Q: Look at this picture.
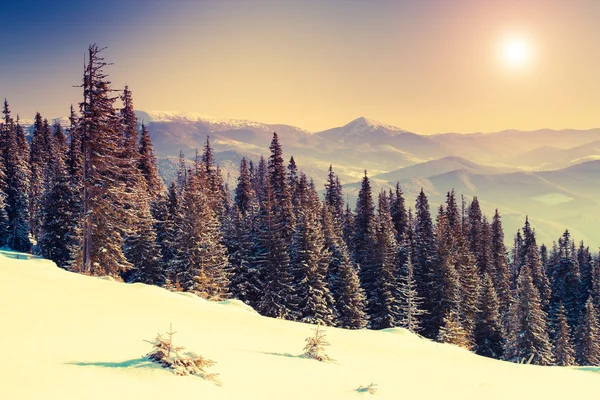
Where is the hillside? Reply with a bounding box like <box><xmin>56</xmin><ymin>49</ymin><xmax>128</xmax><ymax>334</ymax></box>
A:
<box><xmin>2</xmin><ymin>252</ymin><xmax>600</xmax><ymax>399</ymax></box>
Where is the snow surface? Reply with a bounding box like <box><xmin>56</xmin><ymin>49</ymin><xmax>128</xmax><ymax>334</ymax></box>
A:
<box><xmin>2</xmin><ymin>253</ymin><xmax>600</xmax><ymax>399</ymax></box>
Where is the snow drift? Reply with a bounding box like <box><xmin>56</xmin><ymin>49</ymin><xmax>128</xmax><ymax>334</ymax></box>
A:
<box><xmin>1</xmin><ymin>252</ymin><xmax>599</xmax><ymax>399</ymax></box>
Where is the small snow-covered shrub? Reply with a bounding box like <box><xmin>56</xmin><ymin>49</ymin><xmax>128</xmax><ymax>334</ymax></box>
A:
<box><xmin>357</xmin><ymin>383</ymin><xmax>378</xmax><ymax>394</ymax></box>
<box><xmin>303</xmin><ymin>324</ymin><xmax>333</xmax><ymax>362</ymax></box>
<box><xmin>145</xmin><ymin>325</ymin><xmax>219</xmax><ymax>382</ymax></box>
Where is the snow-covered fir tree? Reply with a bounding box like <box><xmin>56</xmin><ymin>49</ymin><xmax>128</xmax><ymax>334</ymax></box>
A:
<box><xmin>552</xmin><ymin>303</ymin><xmax>575</xmax><ymax>366</ymax></box>
<box><xmin>0</xmin><ymin>102</ymin><xmax>31</xmax><ymax>252</ymax></box>
<box><xmin>290</xmin><ymin>177</ymin><xmax>334</xmax><ymax>325</ymax></box>
<box><xmin>397</xmin><ymin>243</ymin><xmax>424</xmax><ymax>333</ymax></box>
<box><xmin>253</xmin><ymin>179</ymin><xmax>294</xmax><ymax>318</ymax></box>
<box><xmin>321</xmin><ymin>203</ymin><xmax>367</xmax><ymax>329</ymax></box>
<box><xmin>170</xmin><ymin>173</ymin><xmax>229</xmax><ymax>299</ymax></box>
<box><xmin>549</xmin><ymin>230</ymin><xmax>581</xmax><ymax>329</ymax></box>
<box><xmin>504</xmin><ymin>265</ymin><xmax>554</xmax><ymax>365</ymax></box>
<box><xmin>138</xmin><ymin>122</ymin><xmax>163</xmax><ymax>198</ymax></box>
<box><xmin>474</xmin><ymin>273</ymin><xmax>504</xmax><ymax>359</ymax></box>
<box><xmin>390</xmin><ymin>182</ymin><xmax>408</xmax><ymax>243</ymax></box>
<box><xmin>491</xmin><ymin>210</ymin><xmax>511</xmax><ymax>322</ymax></box>
<box><xmin>353</xmin><ymin>171</ymin><xmax>378</xmax><ymax>320</ymax></box>
<box><xmin>369</xmin><ymin>191</ymin><xmax>400</xmax><ymax>329</ymax></box>
<box><xmin>79</xmin><ymin>45</ymin><xmax>134</xmax><ymax>277</ymax></box>
<box><xmin>29</xmin><ymin>113</ymin><xmax>54</xmax><ymax>243</ymax></box>
<box><xmin>431</xmin><ymin>204</ymin><xmax>461</xmax><ymax>339</ymax></box>
<box><xmin>412</xmin><ymin>189</ymin><xmax>436</xmax><ymax>339</ymax></box>
<box><xmin>438</xmin><ymin>311</ymin><xmax>472</xmax><ymax>350</ymax></box>
<box><xmin>38</xmin><ymin>122</ymin><xmax>80</xmax><ymax>268</ymax></box>
<box><xmin>118</xmin><ymin>86</ymin><xmax>164</xmax><ymax>284</ymax></box>
<box><xmin>575</xmin><ymin>297</ymin><xmax>600</xmax><ymax>366</ymax></box>
<box><xmin>519</xmin><ymin>218</ymin><xmax>551</xmax><ymax>310</ymax></box>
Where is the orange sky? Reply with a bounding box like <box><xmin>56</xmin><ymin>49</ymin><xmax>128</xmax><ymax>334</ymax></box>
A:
<box><xmin>2</xmin><ymin>0</ymin><xmax>600</xmax><ymax>134</ymax></box>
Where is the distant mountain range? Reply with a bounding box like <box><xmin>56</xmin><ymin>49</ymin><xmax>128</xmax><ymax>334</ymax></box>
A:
<box><xmin>135</xmin><ymin>111</ymin><xmax>600</xmax><ymax>246</ymax></box>
<box><xmin>21</xmin><ymin>111</ymin><xmax>600</xmax><ymax>246</ymax></box>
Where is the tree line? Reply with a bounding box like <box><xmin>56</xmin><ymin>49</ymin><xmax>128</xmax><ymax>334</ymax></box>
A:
<box><xmin>1</xmin><ymin>45</ymin><xmax>599</xmax><ymax>366</ymax></box>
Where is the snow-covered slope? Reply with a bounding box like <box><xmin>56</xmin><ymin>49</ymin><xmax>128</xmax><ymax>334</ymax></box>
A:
<box><xmin>2</xmin><ymin>253</ymin><xmax>600</xmax><ymax>399</ymax></box>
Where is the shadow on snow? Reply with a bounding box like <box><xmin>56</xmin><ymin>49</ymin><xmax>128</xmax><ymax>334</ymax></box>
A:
<box><xmin>66</xmin><ymin>357</ymin><xmax>158</xmax><ymax>369</ymax></box>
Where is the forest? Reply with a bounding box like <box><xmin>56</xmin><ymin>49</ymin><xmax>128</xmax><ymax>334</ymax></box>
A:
<box><xmin>0</xmin><ymin>45</ymin><xmax>598</xmax><ymax>367</ymax></box>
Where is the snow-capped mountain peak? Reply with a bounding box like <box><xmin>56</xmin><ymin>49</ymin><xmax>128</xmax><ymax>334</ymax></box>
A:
<box><xmin>314</xmin><ymin>116</ymin><xmax>411</xmax><ymax>144</ymax></box>
<box><xmin>345</xmin><ymin>116</ymin><xmax>408</xmax><ymax>134</ymax></box>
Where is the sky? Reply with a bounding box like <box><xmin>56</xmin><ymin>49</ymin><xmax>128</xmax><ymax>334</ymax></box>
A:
<box><xmin>1</xmin><ymin>0</ymin><xmax>600</xmax><ymax>134</ymax></box>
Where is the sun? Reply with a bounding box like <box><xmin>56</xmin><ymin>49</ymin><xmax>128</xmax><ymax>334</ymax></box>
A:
<box><xmin>499</xmin><ymin>35</ymin><xmax>533</xmax><ymax>70</ymax></box>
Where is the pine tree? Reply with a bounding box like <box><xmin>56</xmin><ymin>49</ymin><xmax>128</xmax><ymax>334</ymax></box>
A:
<box><xmin>287</xmin><ymin>156</ymin><xmax>299</xmax><ymax>209</ymax></box>
<box><xmin>0</xmin><ymin>113</ymin><xmax>9</xmax><ymax>245</ymax></box>
<box><xmin>342</xmin><ymin>204</ymin><xmax>355</xmax><ymax>253</ymax></box>
<box><xmin>170</xmin><ymin>174</ymin><xmax>229</xmax><ymax>299</ymax></box>
<box><xmin>511</xmin><ymin>229</ymin><xmax>523</xmax><ymax>285</ymax></box>
<box><xmin>52</xmin><ymin>122</ymin><xmax>68</xmax><ymax>161</ymax></box>
<box><xmin>321</xmin><ymin>204</ymin><xmax>367</xmax><ymax>329</ymax></box>
<box><xmin>553</xmin><ymin>304</ymin><xmax>575</xmax><ymax>366</ymax></box>
<box><xmin>268</xmin><ymin>132</ymin><xmax>295</xmax><ymax>242</ymax></box>
<box><xmin>252</xmin><ymin>156</ymin><xmax>268</xmax><ymax>203</ymax></box>
<box><xmin>251</xmin><ymin>133</ymin><xmax>296</xmax><ymax>318</ymax></box>
<box><xmin>504</xmin><ymin>265</ymin><xmax>554</xmax><ymax>365</ymax></box>
<box><xmin>290</xmin><ymin>184</ymin><xmax>334</xmax><ymax>325</ymax></box>
<box><xmin>226</xmin><ymin>206</ymin><xmax>259</xmax><ymax>304</ymax></box>
<box><xmin>397</xmin><ymin>245</ymin><xmax>424</xmax><ymax>333</ymax></box>
<box><xmin>65</xmin><ymin>106</ymin><xmax>84</xmax><ymax>268</ymax></box>
<box><xmin>176</xmin><ymin>150</ymin><xmax>188</xmax><ymax>192</ymax></box>
<box><xmin>79</xmin><ymin>45</ymin><xmax>132</xmax><ymax>277</ymax></box>
<box><xmin>467</xmin><ymin>199</ymin><xmax>494</xmax><ymax>280</ymax></box>
<box><xmin>413</xmin><ymin>189</ymin><xmax>436</xmax><ymax>338</ymax></box>
<box><xmin>120</xmin><ymin>86</ymin><xmax>140</xmax><ymax>167</ymax></box>
<box><xmin>202</xmin><ymin>136</ymin><xmax>227</xmax><ymax>216</ymax></box>
<box><xmin>234</xmin><ymin>157</ymin><xmax>255</xmax><ymax>216</ymax></box>
<box><xmin>116</xmin><ymin>87</ymin><xmax>163</xmax><ymax>283</ymax></box>
<box><xmin>353</xmin><ymin>171</ymin><xmax>377</xmax><ymax>315</ymax></box>
<box><xmin>578</xmin><ymin>242</ymin><xmax>594</xmax><ymax>307</ymax></box>
<box><xmin>38</xmin><ymin>122</ymin><xmax>80</xmax><ymax>268</ymax></box>
<box><xmin>228</xmin><ymin>157</ymin><xmax>260</xmax><ymax>303</ymax></box>
<box><xmin>467</xmin><ymin>197</ymin><xmax>484</xmax><ymax>270</ymax></box>
<box><xmin>29</xmin><ymin>113</ymin><xmax>54</xmax><ymax>243</ymax></box>
<box><xmin>324</xmin><ymin>165</ymin><xmax>344</xmax><ymax>220</ymax></box>
<box><xmin>156</xmin><ymin>182</ymin><xmax>180</xmax><ymax>284</ymax></box>
<box><xmin>138</xmin><ymin>123</ymin><xmax>163</xmax><ymax>198</ymax></box>
<box><xmin>591</xmin><ymin>255</ymin><xmax>600</xmax><ymax>311</ymax></box>
<box><xmin>390</xmin><ymin>182</ymin><xmax>407</xmax><ymax>242</ymax></box>
<box><xmin>491</xmin><ymin>209</ymin><xmax>511</xmax><ymax>320</ymax></box>
<box><xmin>575</xmin><ymin>297</ymin><xmax>600</xmax><ymax>366</ymax></box>
<box><xmin>521</xmin><ymin>217</ymin><xmax>551</xmax><ymax>309</ymax></box>
<box><xmin>474</xmin><ymin>273</ymin><xmax>504</xmax><ymax>359</ymax></box>
<box><xmin>431</xmin><ymin>205</ymin><xmax>461</xmax><ymax>338</ymax></box>
<box><xmin>443</xmin><ymin>191</ymin><xmax>480</xmax><ymax>343</ymax></box>
<box><xmin>1</xmin><ymin>104</ymin><xmax>31</xmax><ymax>252</ymax></box>
<box><xmin>253</xmin><ymin>180</ymin><xmax>294</xmax><ymax>318</ymax></box>
<box><xmin>369</xmin><ymin>191</ymin><xmax>400</xmax><ymax>329</ymax></box>
<box><xmin>437</xmin><ymin>311</ymin><xmax>472</xmax><ymax>350</ymax></box>
<box><xmin>549</xmin><ymin>230</ymin><xmax>581</xmax><ymax>329</ymax></box>
<box><xmin>124</xmin><ymin>201</ymin><xmax>164</xmax><ymax>285</ymax></box>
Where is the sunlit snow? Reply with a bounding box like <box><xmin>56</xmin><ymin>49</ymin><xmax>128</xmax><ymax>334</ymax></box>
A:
<box><xmin>1</xmin><ymin>253</ymin><xmax>599</xmax><ymax>399</ymax></box>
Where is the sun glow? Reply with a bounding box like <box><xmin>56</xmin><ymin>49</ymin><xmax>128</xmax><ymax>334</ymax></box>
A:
<box><xmin>499</xmin><ymin>35</ymin><xmax>533</xmax><ymax>70</ymax></box>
